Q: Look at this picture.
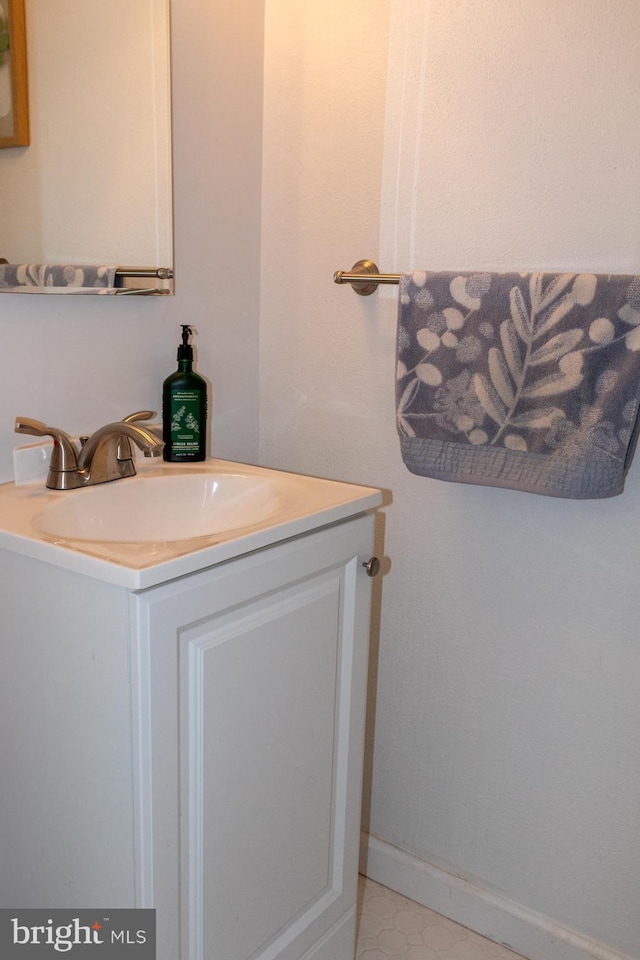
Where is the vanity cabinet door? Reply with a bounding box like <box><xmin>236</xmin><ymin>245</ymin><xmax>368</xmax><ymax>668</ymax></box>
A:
<box><xmin>131</xmin><ymin>514</ymin><xmax>375</xmax><ymax>960</ymax></box>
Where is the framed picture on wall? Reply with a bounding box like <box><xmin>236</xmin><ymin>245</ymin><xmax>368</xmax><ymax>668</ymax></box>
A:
<box><xmin>0</xmin><ymin>0</ymin><xmax>29</xmax><ymax>148</ymax></box>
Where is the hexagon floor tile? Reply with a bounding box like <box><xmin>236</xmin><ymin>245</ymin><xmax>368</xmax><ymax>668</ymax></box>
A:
<box><xmin>356</xmin><ymin>877</ymin><xmax>527</xmax><ymax>960</ymax></box>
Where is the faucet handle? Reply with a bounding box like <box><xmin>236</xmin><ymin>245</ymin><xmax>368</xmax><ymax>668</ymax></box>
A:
<box><xmin>15</xmin><ymin>417</ymin><xmax>80</xmax><ymax>485</ymax></box>
<box><xmin>122</xmin><ymin>410</ymin><xmax>156</xmax><ymax>424</ymax></box>
<box><xmin>15</xmin><ymin>416</ymin><xmax>51</xmax><ymax>438</ymax></box>
<box><xmin>117</xmin><ymin>411</ymin><xmax>159</xmax><ymax>461</ymax></box>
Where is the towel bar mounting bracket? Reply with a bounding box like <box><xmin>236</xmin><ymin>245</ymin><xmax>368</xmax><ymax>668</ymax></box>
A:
<box><xmin>334</xmin><ymin>260</ymin><xmax>402</xmax><ymax>295</ymax></box>
<box><xmin>333</xmin><ymin>259</ymin><xmax>382</xmax><ymax>296</ymax></box>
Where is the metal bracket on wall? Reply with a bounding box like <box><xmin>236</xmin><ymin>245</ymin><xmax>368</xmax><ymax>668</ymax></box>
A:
<box><xmin>333</xmin><ymin>259</ymin><xmax>401</xmax><ymax>296</ymax></box>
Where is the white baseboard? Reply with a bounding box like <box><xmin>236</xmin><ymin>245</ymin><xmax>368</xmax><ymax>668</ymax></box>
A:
<box><xmin>360</xmin><ymin>832</ymin><xmax>636</xmax><ymax>960</ymax></box>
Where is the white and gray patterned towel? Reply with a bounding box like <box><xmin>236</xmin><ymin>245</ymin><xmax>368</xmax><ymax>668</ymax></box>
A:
<box><xmin>0</xmin><ymin>263</ymin><xmax>118</xmax><ymax>293</ymax></box>
<box><xmin>396</xmin><ymin>271</ymin><xmax>640</xmax><ymax>498</ymax></box>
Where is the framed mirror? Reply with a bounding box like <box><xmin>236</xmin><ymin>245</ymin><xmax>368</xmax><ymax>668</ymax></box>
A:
<box><xmin>0</xmin><ymin>0</ymin><xmax>173</xmax><ymax>293</ymax></box>
<box><xmin>0</xmin><ymin>0</ymin><xmax>29</xmax><ymax>148</ymax></box>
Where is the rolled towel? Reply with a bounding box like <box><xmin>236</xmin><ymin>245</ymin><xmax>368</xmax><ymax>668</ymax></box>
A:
<box><xmin>0</xmin><ymin>263</ymin><xmax>117</xmax><ymax>292</ymax></box>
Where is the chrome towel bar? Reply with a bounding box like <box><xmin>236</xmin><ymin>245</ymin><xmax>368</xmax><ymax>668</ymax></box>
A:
<box><xmin>115</xmin><ymin>266</ymin><xmax>174</xmax><ymax>280</ymax></box>
<box><xmin>114</xmin><ymin>266</ymin><xmax>174</xmax><ymax>294</ymax></box>
<box><xmin>333</xmin><ymin>259</ymin><xmax>400</xmax><ymax>296</ymax></box>
<box><xmin>0</xmin><ymin>263</ymin><xmax>173</xmax><ymax>280</ymax></box>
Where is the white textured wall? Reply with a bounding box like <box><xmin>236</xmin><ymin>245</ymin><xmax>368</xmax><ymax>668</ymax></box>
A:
<box><xmin>0</xmin><ymin>0</ymin><xmax>263</xmax><ymax>483</ymax></box>
<box><xmin>260</xmin><ymin>1</ymin><xmax>640</xmax><ymax>956</ymax></box>
<box><xmin>381</xmin><ymin>0</ymin><xmax>640</xmax><ymax>274</ymax></box>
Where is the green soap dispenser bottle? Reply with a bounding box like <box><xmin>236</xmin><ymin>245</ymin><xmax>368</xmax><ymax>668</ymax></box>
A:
<box><xmin>162</xmin><ymin>325</ymin><xmax>208</xmax><ymax>462</ymax></box>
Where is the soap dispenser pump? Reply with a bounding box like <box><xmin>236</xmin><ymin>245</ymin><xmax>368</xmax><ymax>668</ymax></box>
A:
<box><xmin>162</xmin><ymin>325</ymin><xmax>208</xmax><ymax>462</ymax></box>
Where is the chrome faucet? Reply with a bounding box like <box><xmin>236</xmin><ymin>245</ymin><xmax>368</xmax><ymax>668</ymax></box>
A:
<box><xmin>15</xmin><ymin>411</ymin><xmax>164</xmax><ymax>490</ymax></box>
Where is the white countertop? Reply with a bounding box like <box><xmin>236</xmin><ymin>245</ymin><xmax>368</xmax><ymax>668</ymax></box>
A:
<box><xmin>0</xmin><ymin>458</ymin><xmax>382</xmax><ymax>589</ymax></box>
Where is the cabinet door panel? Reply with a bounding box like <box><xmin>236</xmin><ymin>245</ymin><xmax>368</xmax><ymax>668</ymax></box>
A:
<box><xmin>189</xmin><ymin>575</ymin><xmax>339</xmax><ymax>960</ymax></box>
<box><xmin>131</xmin><ymin>515</ymin><xmax>374</xmax><ymax>960</ymax></box>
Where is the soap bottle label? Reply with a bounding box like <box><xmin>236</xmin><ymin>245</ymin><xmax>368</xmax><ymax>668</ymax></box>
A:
<box><xmin>169</xmin><ymin>390</ymin><xmax>201</xmax><ymax>453</ymax></box>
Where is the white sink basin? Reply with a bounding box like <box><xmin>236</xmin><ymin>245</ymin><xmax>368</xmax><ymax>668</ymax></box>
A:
<box><xmin>32</xmin><ymin>472</ymin><xmax>284</xmax><ymax>543</ymax></box>
<box><xmin>0</xmin><ymin>457</ymin><xmax>382</xmax><ymax>587</ymax></box>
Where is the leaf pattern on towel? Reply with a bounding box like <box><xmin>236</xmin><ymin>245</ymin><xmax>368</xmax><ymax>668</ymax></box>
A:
<box><xmin>396</xmin><ymin>271</ymin><xmax>640</xmax><ymax>462</ymax></box>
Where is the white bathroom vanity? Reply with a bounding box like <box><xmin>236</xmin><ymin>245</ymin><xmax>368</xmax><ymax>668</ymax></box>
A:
<box><xmin>0</xmin><ymin>458</ymin><xmax>382</xmax><ymax>960</ymax></box>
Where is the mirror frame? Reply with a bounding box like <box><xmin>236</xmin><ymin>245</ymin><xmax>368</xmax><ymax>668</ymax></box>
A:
<box><xmin>0</xmin><ymin>0</ymin><xmax>29</xmax><ymax>148</ymax></box>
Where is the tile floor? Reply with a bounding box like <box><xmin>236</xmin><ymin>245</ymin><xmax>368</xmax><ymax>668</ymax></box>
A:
<box><xmin>355</xmin><ymin>877</ymin><xmax>526</xmax><ymax>960</ymax></box>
